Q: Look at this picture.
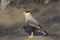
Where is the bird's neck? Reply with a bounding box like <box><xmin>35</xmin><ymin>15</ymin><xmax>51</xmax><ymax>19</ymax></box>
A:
<box><xmin>25</xmin><ymin>13</ymin><xmax>33</xmax><ymax>22</ymax></box>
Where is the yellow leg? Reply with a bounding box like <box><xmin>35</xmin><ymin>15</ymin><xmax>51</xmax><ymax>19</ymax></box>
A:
<box><xmin>28</xmin><ymin>32</ymin><xmax>34</xmax><ymax>39</ymax></box>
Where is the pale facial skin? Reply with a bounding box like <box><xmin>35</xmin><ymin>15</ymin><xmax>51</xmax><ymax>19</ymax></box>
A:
<box><xmin>22</xmin><ymin>11</ymin><xmax>30</xmax><ymax>15</ymax></box>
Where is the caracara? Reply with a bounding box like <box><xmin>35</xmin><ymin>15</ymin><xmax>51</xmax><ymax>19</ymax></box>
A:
<box><xmin>23</xmin><ymin>11</ymin><xmax>48</xmax><ymax>38</ymax></box>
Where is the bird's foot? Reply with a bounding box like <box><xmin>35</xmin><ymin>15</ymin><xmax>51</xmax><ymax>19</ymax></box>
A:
<box><xmin>28</xmin><ymin>35</ymin><xmax>34</xmax><ymax>39</ymax></box>
<box><xmin>28</xmin><ymin>32</ymin><xmax>34</xmax><ymax>39</ymax></box>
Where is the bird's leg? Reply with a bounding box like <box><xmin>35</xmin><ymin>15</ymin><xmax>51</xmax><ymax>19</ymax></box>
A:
<box><xmin>28</xmin><ymin>32</ymin><xmax>34</xmax><ymax>38</ymax></box>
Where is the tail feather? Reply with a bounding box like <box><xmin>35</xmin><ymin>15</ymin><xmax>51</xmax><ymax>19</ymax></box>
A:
<box><xmin>38</xmin><ymin>24</ymin><xmax>48</xmax><ymax>36</ymax></box>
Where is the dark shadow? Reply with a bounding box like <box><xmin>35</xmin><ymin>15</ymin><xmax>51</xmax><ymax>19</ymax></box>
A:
<box><xmin>45</xmin><ymin>16</ymin><xmax>60</xmax><ymax>25</ymax></box>
<box><xmin>51</xmin><ymin>0</ymin><xmax>58</xmax><ymax>2</ymax></box>
<box><xmin>44</xmin><ymin>16</ymin><xmax>60</xmax><ymax>37</ymax></box>
<box><xmin>23</xmin><ymin>24</ymin><xmax>48</xmax><ymax>36</ymax></box>
<box><xmin>23</xmin><ymin>24</ymin><xmax>60</xmax><ymax>37</ymax></box>
<box><xmin>23</xmin><ymin>25</ymin><xmax>33</xmax><ymax>35</ymax></box>
<box><xmin>0</xmin><ymin>22</ymin><xmax>26</xmax><ymax>37</ymax></box>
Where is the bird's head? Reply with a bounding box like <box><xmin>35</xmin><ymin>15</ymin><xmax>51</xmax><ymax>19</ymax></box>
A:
<box><xmin>22</xmin><ymin>11</ymin><xmax>31</xmax><ymax>16</ymax></box>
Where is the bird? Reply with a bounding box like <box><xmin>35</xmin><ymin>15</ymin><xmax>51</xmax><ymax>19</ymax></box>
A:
<box><xmin>23</xmin><ymin>11</ymin><xmax>48</xmax><ymax>38</ymax></box>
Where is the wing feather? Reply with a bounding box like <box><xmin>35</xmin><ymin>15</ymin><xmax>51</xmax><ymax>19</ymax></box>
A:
<box><xmin>27</xmin><ymin>20</ymin><xmax>41</xmax><ymax>29</ymax></box>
